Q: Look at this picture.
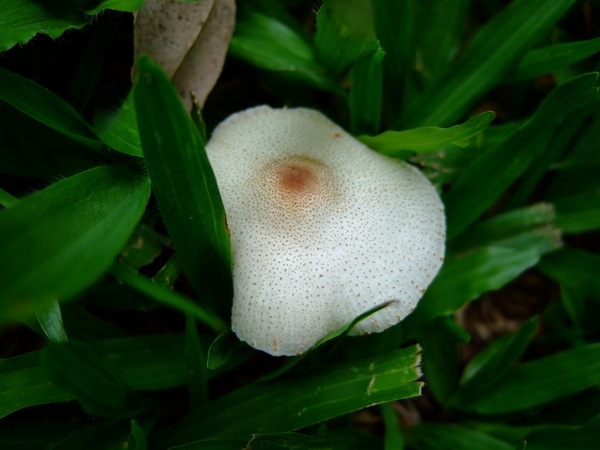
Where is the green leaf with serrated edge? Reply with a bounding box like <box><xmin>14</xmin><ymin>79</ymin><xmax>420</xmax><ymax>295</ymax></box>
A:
<box><xmin>381</xmin><ymin>402</ymin><xmax>404</xmax><ymax>450</ymax></box>
<box><xmin>359</xmin><ymin>111</ymin><xmax>495</xmax><ymax>156</ymax></box>
<box><xmin>86</xmin><ymin>0</ymin><xmax>145</xmax><ymax>14</ymax></box>
<box><xmin>42</xmin><ymin>340</ymin><xmax>153</xmax><ymax>419</ymax></box>
<box><xmin>349</xmin><ymin>49</ymin><xmax>384</xmax><ymax>135</ymax></box>
<box><xmin>259</xmin><ymin>301</ymin><xmax>396</xmax><ymax>382</ymax></box>
<box><xmin>35</xmin><ymin>299</ymin><xmax>69</xmax><ymax>344</ymax></box>
<box><xmin>454</xmin><ymin>317</ymin><xmax>538</xmax><ymax>401</ymax></box>
<box><xmin>450</xmin><ymin>203</ymin><xmax>556</xmax><ymax>252</ymax></box>
<box><xmin>405</xmin><ymin>424</ymin><xmax>514</xmax><ymax>450</ymax></box>
<box><xmin>505</xmin><ymin>36</ymin><xmax>600</xmax><ymax>83</ymax></box>
<box><xmin>398</xmin><ymin>0</ymin><xmax>577</xmax><ymax>128</ymax></box>
<box><xmin>229</xmin><ymin>10</ymin><xmax>341</xmax><ymax>94</ymax></box>
<box><xmin>128</xmin><ymin>419</ymin><xmax>148</xmax><ymax>450</ymax></box>
<box><xmin>554</xmin><ymin>189</ymin><xmax>600</xmax><ymax>233</ymax></box>
<box><xmin>247</xmin><ymin>429</ymin><xmax>381</xmax><ymax>450</ymax></box>
<box><xmin>109</xmin><ymin>264</ymin><xmax>226</xmax><ymax>332</ymax></box>
<box><xmin>454</xmin><ymin>342</ymin><xmax>600</xmax><ymax>414</ymax></box>
<box><xmin>96</xmin><ymin>91</ymin><xmax>142</xmax><ymax>157</ymax></box>
<box><xmin>167</xmin><ymin>439</ymin><xmax>250</xmax><ymax>450</ymax></box>
<box><xmin>0</xmin><ymin>165</ymin><xmax>150</xmax><ymax>320</ymax></box>
<box><xmin>0</xmin><ymin>67</ymin><xmax>101</xmax><ymax>149</ymax></box>
<box><xmin>0</xmin><ymin>0</ymin><xmax>89</xmax><ymax>52</ymax></box>
<box><xmin>185</xmin><ymin>315</ymin><xmax>208</xmax><ymax>409</ymax></box>
<box><xmin>134</xmin><ymin>55</ymin><xmax>233</xmax><ymax>322</ymax></box>
<box><xmin>443</xmin><ymin>72</ymin><xmax>598</xmax><ymax>239</ymax></box>
<box><xmin>315</xmin><ymin>0</ymin><xmax>379</xmax><ymax>76</ymax></box>
<box><xmin>152</xmin><ymin>345</ymin><xmax>422</xmax><ymax>447</ymax></box>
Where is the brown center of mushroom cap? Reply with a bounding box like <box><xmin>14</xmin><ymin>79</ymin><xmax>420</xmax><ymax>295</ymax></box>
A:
<box><xmin>260</xmin><ymin>155</ymin><xmax>337</xmax><ymax>217</ymax></box>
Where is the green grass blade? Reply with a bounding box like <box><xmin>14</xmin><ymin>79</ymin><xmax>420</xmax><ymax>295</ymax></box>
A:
<box><xmin>230</xmin><ymin>10</ymin><xmax>339</xmax><ymax>93</ymax></box>
<box><xmin>95</xmin><ymin>91</ymin><xmax>143</xmax><ymax>157</ymax></box>
<box><xmin>0</xmin><ymin>0</ymin><xmax>88</xmax><ymax>52</ymax></box>
<box><xmin>86</xmin><ymin>0</ymin><xmax>145</xmax><ymax>14</ymax></box>
<box><xmin>505</xmin><ymin>36</ymin><xmax>600</xmax><ymax>83</ymax></box>
<box><xmin>0</xmin><ymin>165</ymin><xmax>150</xmax><ymax>320</ymax></box>
<box><xmin>359</xmin><ymin>111</ymin><xmax>495</xmax><ymax>156</ymax></box>
<box><xmin>134</xmin><ymin>55</ymin><xmax>233</xmax><ymax>322</ymax></box>
<box><xmin>0</xmin><ymin>66</ymin><xmax>101</xmax><ymax>149</ymax></box>
<box><xmin>398</xmin><ymin>0</ymin><xmax>577</xmax><ymax>128</ymax></box>
<box><xmin>185</xmin><ymin>315</ymin><xmax>208</xmax><ymax>409</ymax></box>
<box><xmin>349</xmin><ymin>49</ymin><xmax>384</xmax><ymax>135</ymax></box>
<box><xmin>554</xmin><ymin>190</ymin><xmax>600</xmax><ymax>233</ymax></box>
<box><xmin>315</xmin><ymin>0</ymin><xmax>379</xmax><ymax>76</ymax></box>
<box><xmin>0</xmin><ymin>188</ymin><xmax>19</xmax><ymax>209</ymax></box>
<box><xmin>167</xmin><ymin>439</ymin><xmax>250</xmax><ymax>450</ymax></box>
<box><xmin>247</xmin><ymin>430</ymin><xmax>381</xmax><ymax>450</ymax></box>
<box><xmin>444</xmin><ymin>72</ymin><xmax>598</xmax><ymax>239</ymax></box>
<box><xmin>108</xmin><ymin>264</ymin><xmax>226</xmax><ymax>332</ymax></box>
<box><xmin>456</xmin><ymin>343</ymin><xmax>600</xmax><ymax>414</ymax></box>
<box><xmin>455</xmin><ymin>317</ymin><xmax>538</xmax><ymax>398</ymax></box>
<box><xmin>406</xmin><ymin>424</ymin><xmax>514</xmax><ymax>450</ymax></box>
<box><xmin>42</xmin><ymin>340</ymin><xmax>153</xmax><ymax>419</ymax></box>
<box><xmin>153</xmin><ymin>345</ymin><xmax>423</xmax><ymax>447</ymax></box>
<box><xmin>35</xmin><ymin>299</ymin><xmax>69</xmax><ymax>344</ymax></box>
<box><xmin>128</xmin><ymin>419</ymin><xmax>148</xmax><ymax>450</ymax></box>
<box><xmin>381</xmin><ymin>402</ymin><xmax>404</xmax><ymax>450</ymax></box>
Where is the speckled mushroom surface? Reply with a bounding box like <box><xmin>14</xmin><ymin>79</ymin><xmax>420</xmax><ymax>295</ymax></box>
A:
<box><xmin>205</xmin><ymin>106</ymin><xmax>446</xmax><ymax>356</ymax></box>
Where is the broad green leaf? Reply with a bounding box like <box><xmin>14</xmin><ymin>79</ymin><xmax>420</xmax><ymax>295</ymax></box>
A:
<box><xmin>45</xmin><ymin>418</ymin><xmax>132</xmax><ymax>450</ymax></box>
<box><xmin>370</xmin><ymin>0</ymin><xmax>413</xmax><ymax>123</ymax></box>
<box><xmin>206</xmin><ymin>329</ymin><xmax>239</xmax><ymax>371</ymax></box>
<box><xmin>153</xmin><ymin>345</ymin><xmax>422</xmax><ymax>447</ymax></box>
<box><xmin>168</xmin><ymin>439</ymin><xmax>249</xmax><ymax>450</ymax></box>
<box><xmin>229</xmin><ymin>10</ymin><xmax>340</xmax><ymax>93</ymax></box>
<box><xmin>247</xmin><ymin>429</ymin><xmax>381</xmax><ymax>449</ymax></box>
<box><xmin>0</xmin><ymin>67</ymin><xmax>101</xmax><ymax>149</ymax></box>
<box><xmin>95</xmin><ymin>91</ymin><xmax>143</xmax><ymax>157</ymax></box>
<box><xmin>0</xmin><ymin>187</ymin><xmax>19</xmax><ymax>209</ymax></box>
<box><xmin>505</xmin><ymin>37</ymin><xmax>600</xmax><ymax>83</ymax></box>
<box><xmin>128</xmin><ymin>419</ymin><xmax>148</xmax><ymax>450</ymax></box>
<box><xmin>0</xmin><ymin>334</ymin><xmax>187</xmax><ymax>418</ymax></box>
<box><xmin>454</xmin><ymin>317</ymin><xmax>538</xmax><ymax>401</ymax></box>
<box><xmin>35</xmin><ymin>299</ymin><xmax>69</xmax><ymax>344</ymax></box>
<box><xmin>405</xmin><ymin>424</ymin><xmax>514</xmax><ymax>450</ymax></box>
<box><xmin>455</xmin><ymin>342</ymin><xmax>600</xmax><ymax>413</ymax></box>
<box><xmin>398</xmin><ymin>0</ymin><xmax>577</xmax><ymax>128</ymax></box>
<box><xmin>450</xmin><ymin>203</ymin><xmax>556</xmax><ymax>252</ymax></box>
<box><xmin>471</xmin><ymin>414</ymin><xmax>600</xmax><ymax>450</ymax></box>
<box><xmin>443</xmin><ymin>72</ymin><xmax>598</xmax><ymax>239</ymax></box>
<box><xmin>359</xmin><ymin>111</ymin><xmax>495</xmax><ymax>157</ymax></box>
<box><xmin>0</xmin><ymin>101</ymin><xmax>106</xmax><ymax>179</ymax></box>
<box><xmin>0</xmin><ymin>0</ymin><xmax>89</xmax><ymax>52</ymax></box>
<box><xmin>554</xmin><ymin>189</ymin><xmax>600</xmax><ymax>233</ymax></box>
<box><xmin>349</xmin><ymin>49</ymin><xmax>384</xmax><ymax>135</ymax></box>
<box><xmin>405</xmin><ymin>246</ymin><xmax>540</xmax><ymax>327</ymax></box>
<box><xmin>185</xmin><ymin>315</ymin><xmax>208</xmax><ymax>409</ymax></box>
<box><xmin>418</xmin><ymin>317</ymin><xmax>463</xmax><ymax>404</ymax></box>
<box><xmin>259</xmin><ymin>301</ymin><xmax>395</xmax><ymax>382</ymax></box>
<box><xmin>86</xmin><ymin>0</ymin><xmax>146</xmax><ymax>14</ymax></box>
<box><xmin>315</xmin><ymin>0</ymin><xmax>379</xmax><ymax>76</ymax></box>
<box><xmin>537</xmin><ymin>247</ymin><xmax>600</xmax><ymax>294</ymax></box>
<box><xmin>413</xmin><ymin>0</ymin><xmax>470</xmax><ymax>83</ymax></box>
<box><xmin>0</xmin><ymin>165</ymin><xmax>150</xmax><ymax>320</ymax></box>
<box><xmin>134</xmin><ymin>55</ymin><xmax>233</xmax><ymax>322</ymax></box>
<box><xmin>42</xmin><ymin>340</ymin><xmax>152</xmax><ymax>419</ymax></box>
<box><xmin>381</xmin><ymin>402</ymin><xmax>404</xmax><ymax>450</ymax></box>
<box><xmin>109</xmin><ymin>264</ymin><xmax>226</xmax><ymax>332</ymax></box>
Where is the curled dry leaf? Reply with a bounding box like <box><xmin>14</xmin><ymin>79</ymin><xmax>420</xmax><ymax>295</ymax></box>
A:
<box><xmin>134</xmin><ymin>0</ymin><xmax>236</xmax><ymax>109</ymax></box>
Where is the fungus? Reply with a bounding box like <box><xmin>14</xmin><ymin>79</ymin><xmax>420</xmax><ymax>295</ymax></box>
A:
<box><xmin>205</xmin><ymin>106</ymin><xmax>445</xmax><ymax>356</ymax></box>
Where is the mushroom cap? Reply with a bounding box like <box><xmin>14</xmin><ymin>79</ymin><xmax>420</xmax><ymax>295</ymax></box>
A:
<box><xmin>205</xmin><ymin>106</ymin><xmax>445</xmax><ymax>356</ymax></box>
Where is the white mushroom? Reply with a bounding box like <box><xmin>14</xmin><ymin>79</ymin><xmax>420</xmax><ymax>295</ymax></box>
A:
<box><xmin>205</xmin><ymin>106</ymin><xmax>445</xmax><ymax>356</ymax></box>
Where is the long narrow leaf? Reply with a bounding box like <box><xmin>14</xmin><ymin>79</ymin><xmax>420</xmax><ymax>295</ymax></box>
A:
<box><xmin>134</xmin><ymin>55</ymin><xmax>233</xmax><ymax>322</ymax></box>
